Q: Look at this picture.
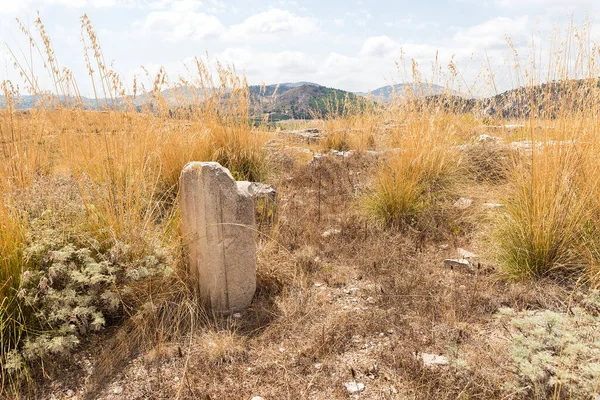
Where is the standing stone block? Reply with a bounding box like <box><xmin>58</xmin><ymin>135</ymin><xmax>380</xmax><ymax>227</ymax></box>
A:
<box><xmin>179</xmin><ymin>162</ymin><xmax>256</xmax><ymax>314</ymax></box>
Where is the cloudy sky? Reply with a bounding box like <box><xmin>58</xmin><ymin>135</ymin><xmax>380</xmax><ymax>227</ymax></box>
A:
<box><xmin>0</xmin><ymin>0</ymin><xmax>599</xmax><ymax>96</ymax></box>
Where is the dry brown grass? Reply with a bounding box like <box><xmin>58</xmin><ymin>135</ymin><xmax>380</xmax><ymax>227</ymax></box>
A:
<box><xmin>2</xmin><ymin>13</ymin><xmax>600</xmax><ymax>400</ymax></box>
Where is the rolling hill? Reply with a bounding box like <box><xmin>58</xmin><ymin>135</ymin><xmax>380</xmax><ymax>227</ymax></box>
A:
<box><xmin>4</xmin><ymin>79</ymin><xmax>598</xmax><ymax>120</ymax></box>
<box><xmin>249</xmin><ymin>83</ymin><xmax>363</xmax><ymax>121</ymax></box>
<box><xmin>357</xmin><ymin>83</ymin><xmax>452</xmax><ymax>102</ymax></box>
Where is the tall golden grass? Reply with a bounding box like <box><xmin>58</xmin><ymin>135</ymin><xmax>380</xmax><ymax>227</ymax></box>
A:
<box><xmin>2</xmin><ymin>11</ymin><xmax>600</xmax><ymax>397</ymax></box>
<box><xmin>363</xmin><ymin>110</ymin><xmax>461</xmax><ymax>225</ymax></box>
<box><xmin>0</xmin><ymin>14</ymin><xmax>268</xmax><ymax>390</ymax></box>
<box><xmin>489</xmin><ymin>24</ymin><xmax>600</xmax><ymax>284</ymax></box>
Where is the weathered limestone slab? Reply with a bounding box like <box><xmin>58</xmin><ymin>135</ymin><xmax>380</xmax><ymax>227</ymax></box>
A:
<box><xmin>236</xmin><ymin>181</ymin><xmax>277</xmax><ymax>203</ymax></box>
<box><xmin>179</xmin><ymin>162</ymin><xmax>256</xmax><ymax>314</ymax></box>
<box><xmin>443</xmin><ymin>258</ymin><xmax>474</xmax><ymax>273</ymax></box>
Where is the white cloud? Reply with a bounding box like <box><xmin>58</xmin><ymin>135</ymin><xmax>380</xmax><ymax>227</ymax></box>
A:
<box><xmin>170</xmin><ymin>0</ymin><xmax>202</xmax><ymax>12</ymax></box>
<box><xmin>0</xmin><ymin>0</ymin><xmax>31</xmax><ymax>13</ymax></box>
<box><xmin>228</xmin><ymin>8</ymin><xmax>317</xmax><ymax>38</ymax></box>
<box><xmin>360</xmin><ymin>35</ymin><xmax>400</xmax><ymax>58</ymax></box>
<box><xmin>270</xmin><ymin>50</ymin><xmax>310</xmax><ymax>72</ymax></box>
<box><xmin>495</xmin><ymin>0</ymin><xmax>600</xmax><ymax>11</ymax></box>
<box><xmin>453</xmin><ymin>16</ymin><xmax>530</xmax><ymax>49</ymax></box>
<box><xmin>142</xmin><ymin>11</ymin><xmax>224</xmax><ymax>41</ymax></box>
<box><xmin>0</xmin><ymin>0</ymin><xmax>127</xmax><ymax>12</ymax></box>
<box><xmin>207</xmin><ymin>48</ymin><xmax>317</xmax><ymax>84</ymax></box>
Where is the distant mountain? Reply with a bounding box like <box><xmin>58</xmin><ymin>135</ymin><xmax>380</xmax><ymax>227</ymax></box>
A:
<box><xmin>1</xmin><ymin>82</ymin><xmax>350</xmax><ymax>120</ymax></box>
<box><xmin>6</xmin><ymin>79</ymin><xmax>594</xmax><ymax>120</ymax></box>
<box><xmin>357</xmin><ymin>83</ymin><xmax>453</xmax><ymax>102</ymax></box>
<box><xmin>249</xmin><ymin>82</ymin><xmax>363</xmax><ymax>121</ymax></box>
<box><xmin>424</xmin><ymin>78</ymin><xmax>600</xmax><ymax>119</ymax></box>
<box><xmin>0</xmin><ymin>94</ymin><xmax>125</xmax><ymax>110</ymax></box>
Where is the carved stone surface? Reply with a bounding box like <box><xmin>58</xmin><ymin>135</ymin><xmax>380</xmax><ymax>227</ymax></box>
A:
<box><xmin>179</xmin><ymin>162</ymin><xmax>256</xmax><ymax>314</ymax></box>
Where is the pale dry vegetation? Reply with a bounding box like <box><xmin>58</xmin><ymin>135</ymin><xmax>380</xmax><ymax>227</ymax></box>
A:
<box><xmin>1</xmin><ymin>15</ymin><xmax>600</xmax><ymax>400</ymax></box>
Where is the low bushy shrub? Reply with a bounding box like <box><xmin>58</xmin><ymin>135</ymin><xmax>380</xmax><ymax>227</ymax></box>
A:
<box><xmin>2</xmin><ymin>207</ymin><xmax>173</xmax><ymax>374</ymax></box>
<box><xmin>496</xmin><ymin>294</ymin><xmax>600</xmax><ymax>399</ymax></box>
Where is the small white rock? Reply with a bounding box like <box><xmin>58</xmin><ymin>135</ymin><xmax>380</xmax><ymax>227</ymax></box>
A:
<box><xmin>322</xmin><ymin>228</ymin><xmax>341</xmax><ymax>238</ymax></box>
<box><xmin>457</xmin><ymin>248</ymin><xmax>478</xmax><ymax>259</ymax></box>
<box><xmin>444</xmin><ymin>258</ymin><xmax>475</xmax><ymax>272</ymax></box>
<box><xmin>314</xmin><ymin>363</ymin><xmax>323</xmax><ymax>370</ymax></box>
<box><xmin>421</xmin><ymin>353</ymin><xmax>449</xmax><ymax>367</ymax></box>
<box><xmin>477</xmin><ymin>134</ymin><xmax>501</xmax><ymax>143</ymax></box>
<box><xmin>112</xmin><ymin>386</ymin><xmax>123</xmax><ymax>394</ymax></box>
<box><xmin>344</xmin><ymin>382</ymin><xmax>365</xmax><ymax>394</ymax></box>
<box><xmin>232</xmin><ymin>313</ymin><xmax>242</xmax><ymax>319</ymax></box>
<box><xmin>251</xmin><ymin>397</ymin><xmax>265</xmax><ymax>400</ymax></box>
<box><xmin>443</xmin><ymin>258</ymin><xmax>474</xmax><ymax>272</ymax></box>
<box><xmin>453</xmin><ymin>197</ymin><xmax>473</xmax><ymax>210</ymax></box>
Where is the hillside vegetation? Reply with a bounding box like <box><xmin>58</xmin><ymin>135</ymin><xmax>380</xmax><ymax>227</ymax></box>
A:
<box><xmin>1</xmin><ymin>16</ymin><xmax>600</xmax><ymax>400</ymax></box>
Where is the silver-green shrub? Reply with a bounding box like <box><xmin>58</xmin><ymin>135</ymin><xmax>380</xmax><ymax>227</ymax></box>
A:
<box><xmin>497</xmin><ymin>292</ymin><xmax>600</xmax><ymax>399</ymax></box>
<box><xmin>3</xmin><ymin>208</ymin><xmax>172</xmax><ymax>371</ymax></box>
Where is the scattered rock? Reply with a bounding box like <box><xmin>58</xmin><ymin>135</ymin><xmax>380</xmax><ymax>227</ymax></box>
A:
<box><xmin>443</xmin><ymin>258</ymin><xmax>474</xmax><ymax>272</ymax></box>
<box><xmin>420</xmin><ymin>353</ymin><xmax>449</xmax><ymax>367</ymax></box>
<box><xmin>344</xmin><ymin>382</ymin><xmax>365</xmax><ymax>394</ymax></box>
<box><xmin>309</xmin><ymin>153</ymin><xmax>326</xmax><ymax>165</ymax></box>
<box><xmin>457</xmin><ymin>248</ymin><xmax>478</xmax><ymax>259</ymax></box>
<box><xmin>280</xmin><ymin>129</ymin><xmax>321</xmax><ymax>142</ymax></box>
<box><xmin>453</xmin><ymin>197</ymin><xmax>473</xmax><ymax>210</ymax></box>
<box><xmin>329</xmin><ymin>149</ymin><xmax>355</xmax><ymax>158</ymax></box>
<box><xmin>477</xmin><ymin>134</ymin><xmax>501</xmax><ymax>143</ymax></box>
<box><xmin>237</xmin><ymin>181</ymin><xmax>277</xmax><ymax>203</ymax></box>
<box><xmin>485</xmin><ymin>124</ymin><xmax>525</xmax><ymax>130</ymax></box>
<box><xmin>322</xmin><ymin>228</ymin><xmax>341</xmax><ymax>238</ymax></box>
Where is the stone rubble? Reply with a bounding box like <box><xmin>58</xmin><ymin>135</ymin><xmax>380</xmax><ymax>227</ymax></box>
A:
<box><xmin>420</xmin><ymin>353</ymin><xmax>449</xmax><ymax>367</ymax></box>
<box><xmin>344</xmin><ymin>382</ymin><xmax>365</xmax><ymax>394</ymax></box>
<box><xmin>443</xmin><ymin>258</ymin><xmax>474</xmax><ymax>272</ymax></box>
<box><xmin>453</xmin><ymin>197</ymin><xmax>473</xmax><ymax>210</ymax></box>
<box><xmin>457</xmin><ymin>248</ymin><xmax>478</xmax><ymax>259</ymax></box>
<box><xmin>236</xmin><ymin>181</ymin><xmax>277</xmax><ymax>203</ymax></box>
<box><xmin>477</xmin><ymin>134</ymin><xmax>501</xmax><ymax>143</ymax></box>
<box><xmin>280</xmin><ymin>128</ymin><xmax>321</xmax><ymax>142</ymax></box>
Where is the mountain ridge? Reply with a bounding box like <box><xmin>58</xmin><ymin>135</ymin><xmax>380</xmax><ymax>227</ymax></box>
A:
<box><xmin>4</xmin><ymin>79</ymin><xmax>597</xmax><ymax>120</ymax></box>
